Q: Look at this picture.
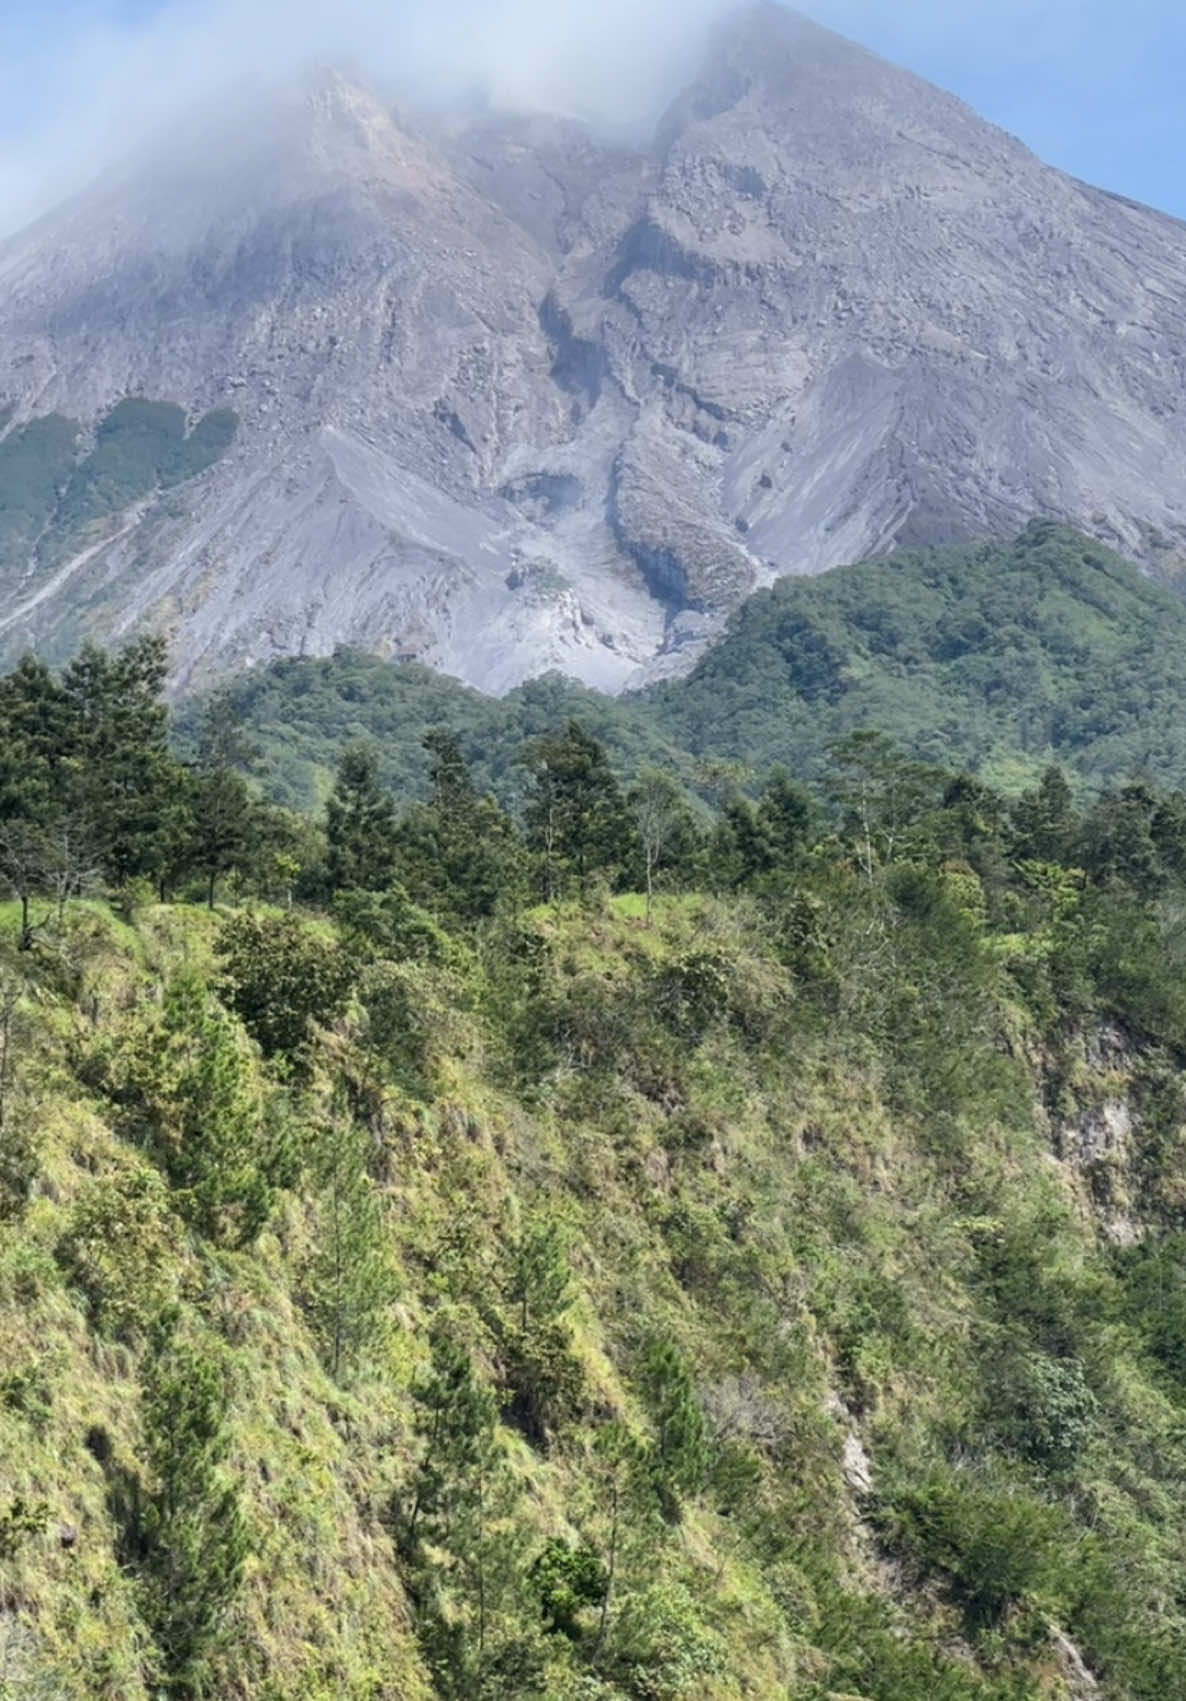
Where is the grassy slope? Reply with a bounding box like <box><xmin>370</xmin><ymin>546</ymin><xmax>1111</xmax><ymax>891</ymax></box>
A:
<box><xmin>4</xmin><ymin>888</ymin><xmax>1186</xmax><ymax>1699</ymax></box>
<box><xmin>199</xmin><ymin>523</ymin><xmax>1186</xmax><ymax>810</ymax></box>
<box><xmin>0</xmin><ymin>902</ymin><xmax>430</xmax><ymax>1701</ymax></box>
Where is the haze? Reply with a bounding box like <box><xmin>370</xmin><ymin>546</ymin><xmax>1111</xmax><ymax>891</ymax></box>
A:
<box><xmin>2</xmin><ymin>0</ymin><xmax>1184</xmax><ymax>237</ymax></box>
<box><xmin>0</xmin><ymin>0</ymin><xmax>732</xmax><ymax>237</ymax></box>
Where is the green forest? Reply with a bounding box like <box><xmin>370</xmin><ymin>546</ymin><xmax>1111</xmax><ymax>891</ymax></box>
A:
<box><xmin>7</xmin><ymin>618</ymin><xmax>1186</xmax><ymax>1699</ymax></box>
<box><xmin>193</xmin><ymin>522</ymin><xmax>1186</xmax><ymax>813</ymax></box>
<box><xmin>0</xmin><ymin>399</ymin><xmax>238</xmax><ymax>619</ymax></box>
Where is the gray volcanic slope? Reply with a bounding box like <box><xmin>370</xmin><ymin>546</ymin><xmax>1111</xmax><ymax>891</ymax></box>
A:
<box><xmin>2</xmin><ymin>3</ymin><xmax>1186</xmax><ymax>692</ymax></box>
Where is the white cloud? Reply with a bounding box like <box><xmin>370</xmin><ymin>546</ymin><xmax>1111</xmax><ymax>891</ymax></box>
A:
<box><xmin>2</xmin><ymin>0</ymin><xmax>1174</xmax><ymax>237</ymax></box>
<box><xmin>0</xmin><ymin>0</ymin><xmax>733</xmax><ymax>235</ymax></box>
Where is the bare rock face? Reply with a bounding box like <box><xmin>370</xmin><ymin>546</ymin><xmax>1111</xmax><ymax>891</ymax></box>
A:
<box><xmin>3</xmin><ymin>4</ymin><xmax>1186</xmax><ymax>691</ymax></box>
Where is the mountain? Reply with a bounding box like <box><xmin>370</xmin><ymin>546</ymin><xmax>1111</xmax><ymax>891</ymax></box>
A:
<box><xmin>4</xmin><ymin>5</ymin><xmax>1186</xmax><ymax>691</ymax></box>
<box><xmin>187</xmin><ymin>525</ymin><xmax>1186</xmax><ymax>813</ymax></box>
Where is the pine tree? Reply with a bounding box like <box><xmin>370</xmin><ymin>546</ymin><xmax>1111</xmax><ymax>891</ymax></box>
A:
<box><xmin>0</xmin><ymin>819</ymin><xmax>56</xmax><ymax>947</ymax></box>
<box><xmin>0</xmin><ymin>640</ymin><xmax>185</xmax><ymax>896</ymax></box>
<box><xmin>504</xmin><ymin>1218</ymin><xmax>574</xmax><ymax>1335</ymax></box>
<box><xmin>757</xmin><ymin>766</ymin><xmax>814</xmax><ymax>864</ymax></box>
<box><xmin>711</xmin><ymin>796</ymin><xmax>775</xmax><ymax>890</ymax></box>
<box><xmin>394</xmin><ymin>729</ymin><xmax>525</xmax><ymax>922</ymax></box>
<box><xmin>1010</xmin><ymin>764</ymin><xmax>1078</xmax><ymax>866</ymax></box>
<box><xmin>828</xmin><ymin>731</ymin><xmax>941</xmax><ymax>878</ymax></box>
<box><xmin>496</xmin><ymin>1218</ymin><xmax>584</xmax><ymax>1446</ymax></box>
<box><xmin>403</xmin><ymin>1322</ymin><xmax>501</xmax><ymax>1556</ymax></box>
<box><xmin>325</xmin><ymin>743</ymin><xmax>397</xmax><ymax>894</ymax></box>
<box><xmin>628</xmin><ymin>767</ymin><xmax>691</xmax><ymax>922</ymax></box>
<box><xmin>136</xmin><ymin>1325</ymin><xmax>249</xmax><ymax>1697</ymax></box>
<box><xmin>589</xmin><ymin>1419</ymin><xmax>654</xmax><ymax>1653</ymax></box>
<box><xmin>1077</xmin><ymin>782</ymin><xmax>1162</xmax><ymax>893</ymax></box>
<box><xmin>303</xmin><ymin>1110</ymin><xmax>395</xmax><ymax>1380</ymax></box>
<box><xmin>424</xmin><ymin>726</ymin><xmax>476</xmax><ymax>819</ymax></box>
<box><xmin>185</xmin><ymin>767</ymin><xmax>255</xmax><ymax>908</ymax></box>
<box><xmin>59</xmin><ymin>636</ymin><xmax>182</xmax><ymax>885</ymax></box>
<box><xmin>195</xmin><ymin>688</ymin><xmax>259</xmax><ymax>775</ymax></box>
<box><xmin>639</xmin><ymin>1338</ymin><xmax>710</xmax><ymax>1517</ymax></box>
<box><xmin>401</xmin><ymin>1322</ymin><xmax>539</xmax><ymax>1697</ymax></box>
<box><xmin>0</xmin><ymin>656</ymin><xmax>76</xmax><ymax>940</ymax></box>
<box><xmin>0</xmin><ymin>654</ymin><xmax>70</xmax><ymax>819</ymax></box>
<box><xmin>155</xmin><ymin>977</ymin><xmax>283</xmax><ymax>1243</ymax></box>
<box><xmin>99</xmin><ymin>975</ymin><xmax>288</xmax><ymax>1244</ymax></box>
<box><xmin>523</xmin><ymin>721</ymin><xmax>637</xmax><ymax>900</ymax></box>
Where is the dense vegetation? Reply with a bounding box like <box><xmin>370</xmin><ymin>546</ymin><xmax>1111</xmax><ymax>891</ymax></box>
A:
<box><xmin>646</xmin><ymin>520</ymin><xmax>1186</xmax><ymax>792</ymax></box>
<box><xmin>7</xmin><ymin>638</ymin><xmax>1186</xmax><ymax>1698</ymax></box>
<box><xmin>0</xmin><ymin>397</ymin><xmax>237</xmax><ymax>589</ymax></box>
<box><xmin>177</xmin><ymin>658</ymin><xmax>687</xmax><ymax>816</ymax></box>
<box><xmin>195</xmin><ymin>523</ymin><xmax>1186</xmax><ymax>811</ymax></box>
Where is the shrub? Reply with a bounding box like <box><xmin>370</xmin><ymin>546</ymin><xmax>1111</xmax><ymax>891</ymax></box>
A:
<box><xmin>982</xmin><ymin>1348</ymin><xmax>1099</xmax><ymax>1469</ymax></box>
<box><xmin>610</xmin><ymin>1583</ymin><xmax>726</xmax><ymax>1701</ymax></box>
<box><xmin>529</xmin><ymin>1539</ymin><xmax>607</xmax><ymax>1639</ymax></box>
<box><xmin>652</xmin><ymin>951</ymin><xmax>731</xmax><ymax>1044</ymax></box>
<box><xmin>358</xmin><ymin>959</ymin><xmax>470</xmax><ymax>1099</ymax></box>
<box><xmin>0</xmin><ymin>1363</ymin><xmax>52</xmax><ymax>1431</ymax></box>
<box><xmin>497</xmin><ymin>1317</ymin><xmax>586</xmax><ymax>1448</ymax></box>
<box><xmin>217</xmin><ymin>911</ymin><xmax>354</xmax><ymax>1064</ymax></box>
<box><xmin>333</xmin><ymin>882</ymin><xmax>451</xmax><ymax>962</ymax></box>
<box><xmin>885</xmin><ymin>1470</ymin><xmax>1070</xmax><ymax>1626</ymax></box>
<box><xmin>55</xmin><ymin>1164</ymin><xmax>178</xmax><ymax>1339</ymax></box>
<box><xmin>0</xmin><ymin>1495</ymin><xmax>50</xmax><ymax>1561</ymax></box>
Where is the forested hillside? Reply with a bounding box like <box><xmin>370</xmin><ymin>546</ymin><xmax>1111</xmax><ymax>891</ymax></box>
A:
<box><xmin>6</xmin><ymin>642</ymin><xmax>1186</xmax><ymax>1698</ymax></box>
<box><xmin>0</xmin><ymin>400</ymin><xmax>239</xmax><ymax>665</ymax></box>
<box><xmin>188</xmin><ymin>524</ymin><xmax>1186</xmax><ymax>812</ymax></box>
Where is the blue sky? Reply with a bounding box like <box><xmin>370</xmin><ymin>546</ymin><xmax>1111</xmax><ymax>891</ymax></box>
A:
<box><xmin>1</xmin><ymin>0</ymin><xmax>1183</xmax><ymax>231</ymax></box>
<box><xmin>810</xmin><ymin>1</ymin><xmax>1186</xmax><ymax>216</ymax></box>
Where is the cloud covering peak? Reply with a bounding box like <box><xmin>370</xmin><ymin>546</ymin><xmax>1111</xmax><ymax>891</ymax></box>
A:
<box><xmin>4</xmin><ymin>0</ymin><xmax>1184</xmax><ymax>237</ymax></box>
<box><xmin>0</xmin><ymin>0</ymin><xmax>736</xmax><ymax>237</ymax></box>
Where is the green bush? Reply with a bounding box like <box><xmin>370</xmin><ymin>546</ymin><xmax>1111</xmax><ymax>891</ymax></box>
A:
<box><xmin>529</xmin><ymin>1538</ymin><xmax>607</xmax><ymax>1639</ymax></box>
<box><xmin>651</xmin><ymin>950</ymin><xmax>731</xmax><ymax>1044</ymax></box>
<box><xmin>0</xmin><ymin>1494</ymin><xmax>50</xmax><ymax>1561</ymax></box>
<box><xmin>217</xmin><ymin>911</ymin><xmax>354</xmax><ymax>1064</ymax></box>
<box><xmin>885</xmin><ymin>1470</ymin><xmax>1071</xmax><ymax>1626</ymax></box>
<box><xmin>0</xmin><ymin>1362</ymin><xmax>52</xmax><ymax>1431</ymax></box>
<box><xmin>609</xmin><ymin>1583</ymin><xmax>726</xmax><ymax>1701</ymax></box>
<box><xmin>981</xmin><ymin>1348</ymin><xmax>1099</xmax><ymax>1469</ymax></box>
<box><xmin>1117</xmin><ymin>1233</ymin><xmax>1186</xmax><ymax>1395</ymax></box>
<box><xmin>55</xmin><ymin>1164</ymin><xmax>179</xmax><ymax>1339</ymax></box>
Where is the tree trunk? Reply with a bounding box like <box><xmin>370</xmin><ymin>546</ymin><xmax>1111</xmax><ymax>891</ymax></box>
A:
<box><xmin>596</xmin><ymin>1478</ymin><xmax>619</xmax><ymax>1651</ymax></box>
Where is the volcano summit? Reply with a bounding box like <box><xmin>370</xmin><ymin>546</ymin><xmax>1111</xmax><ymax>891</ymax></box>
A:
<box><xmin>2</xmin><ymin>4</ymin><xmax>1186</xmax><ymax>691</ymax></box>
